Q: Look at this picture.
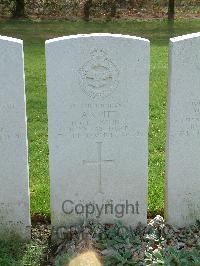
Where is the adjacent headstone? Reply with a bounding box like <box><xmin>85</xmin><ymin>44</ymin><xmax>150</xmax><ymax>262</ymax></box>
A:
<box><xmin>166</xmin><ymin>33</ymin><xmax>200</xmax><ymax>227</ymax></box>
<box><xmin>46</xmin><ymin>34</ymin><xmax>150</xmax><ymax>233</ymax></box>
<box><xmin>0</xmin><ymin>36</ymin><xmax>30</xmax><ymax>239</ymax></box>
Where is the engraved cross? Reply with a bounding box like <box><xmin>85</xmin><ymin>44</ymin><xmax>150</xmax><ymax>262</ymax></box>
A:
<box><xmin>83</xmin><ymin>142</ymin><xmax>115</xmax><ymax>194</ymax></box>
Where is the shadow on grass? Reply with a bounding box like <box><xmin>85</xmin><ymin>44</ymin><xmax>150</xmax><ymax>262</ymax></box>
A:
<box><xmin>0</xmin><ymin>238</ymin><xmax>43</xmax><ymax>266</ymax></box>
<box><xmin>1</xmin><ymin>19</ymin><xmax>200</xmax><ymax>45</ymax></box>
<box><xmin>0</xmin><ymin>238</ymin><xmax>24</xmax><ymax>265</ymax></box>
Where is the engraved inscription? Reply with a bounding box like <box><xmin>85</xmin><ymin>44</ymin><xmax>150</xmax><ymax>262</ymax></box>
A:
<box><xmin>0</xmin><ymin>203</ymin><xmax>24</xmax><ymax>226</ymax></box>
<box><xmin>79</xmin><ymin>49</ymin><xmax>119</xmax><ymax>99</ymax></box>
<box><xmin>175</xmin><ymin>100</ymin><xmax>200</xmax><ymax>137</ymax></box>
<box><xmin>62</xmin><ymin>102</ymin><xmax>143</xmax><ymax>140</ymax></box>
<box><xmin>0</xmin><ymin>103</ymin><xmax>22</xmax><ymax>143</ymax></box>
<box><xmin>61</xmin><ymin>101</ymin><xmax>144</xmax><ymax>140</ymax></box>
<box><xmin>181</xmin><ymin>191</ymin><xmax>200</xmax><ymax>222</ymax></box>
<box><xmin>83</xmin><ymin>142</ymin><xmax>115</xmax><ymax>194</ymax></box>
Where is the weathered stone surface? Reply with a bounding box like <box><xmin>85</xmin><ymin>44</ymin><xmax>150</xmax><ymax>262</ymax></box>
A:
<box><xmin>46</xmin><ymin>34</ymin><xmax>150</xmax><ymax>233</ymax></box>
<box><xmin>166</xmin><ymin>33</ymin><xmax>200</xmax><ymax>227</ymax></box>
<box><xmin>0</xmin><ymin>36</ymin><xmax>30</xmax><ymax>239</ymax></box>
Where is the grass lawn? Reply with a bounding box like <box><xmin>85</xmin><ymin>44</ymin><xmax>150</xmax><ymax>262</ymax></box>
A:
<box><xmin>0</xmin><ymin>18</ymin><xmax>200</xmax><ymax>265</ymax></box>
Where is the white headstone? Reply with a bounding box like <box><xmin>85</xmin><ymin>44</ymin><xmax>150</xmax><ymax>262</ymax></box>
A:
<box><xmin>46</xmin><ymin>34</ymin><xmax>150</xmax><ymax>232</ymax></box>
<box><xmin>166</xmin><ymin>33</ymin><xmax>200</xmax><ymax>227</ymax></box>
<box><xmin>0</xmin><ymin>36</ymin><xmax>30</xmax><ymax>239</ymax></box>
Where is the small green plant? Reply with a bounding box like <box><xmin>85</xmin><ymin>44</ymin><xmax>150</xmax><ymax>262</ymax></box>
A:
<box><xmin>95</xmin><ymin>222</ymin><xmax>142</xmax><ymax>265</ymax></box>
<box><xmin>146</xmin><ymin>247</ymin><xmax>200</xmax><ymax>265</ymax></box>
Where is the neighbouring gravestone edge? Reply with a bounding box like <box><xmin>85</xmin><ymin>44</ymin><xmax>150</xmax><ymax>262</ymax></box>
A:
<box><xmin>0</xmin><ymin>35</ymin><xmax>31</xmax><ymax>240</ymax></box>
<box><xmin>166</xmin><ymin>32</ymin><xmax>200</xmax><ymax>227</ymax></box>
<box><xmin>170</xmin><ymin>32</ymin><xmax>200</xmax><ymax>43</ymax></box>
<box><xmin>0</xmin><ymin>35</ymin><xmax>23</xmax><ymax>44</ymax></box>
